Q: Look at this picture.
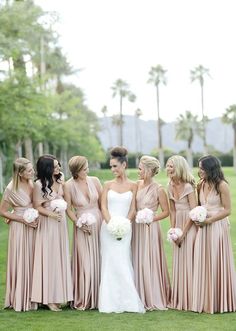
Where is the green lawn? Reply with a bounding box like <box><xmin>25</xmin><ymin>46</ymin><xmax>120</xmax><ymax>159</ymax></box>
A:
<box><xmin>0</xmin><ymin>168</ymin><xmax>236</xmax><ymax>331</ymax></box>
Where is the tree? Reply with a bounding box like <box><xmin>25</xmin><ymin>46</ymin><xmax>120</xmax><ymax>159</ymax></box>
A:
<box><xmin>190</xmin><ymin>65</ymin><xmax>210</xmax><ymax>155</ymax></box>
<box><xmin>175</xmin><ymin>111</ymin><xmax>202</xmax><ymax>168</ymax></box>
<box><xmin>101</xmin><ymin>105</ymin><xmax>113</xmax><ymax>148</ymax></box>
<box><xmin>222</xmin><ymin>104</ymin><xmax>236</xmax><ymax>173</ymax></box>
<box><xmin>147</xmin><ymin>64</ymin><xmax>167</xmax><ymax>167</ymax></box>
<box><xmin>134</xmin><ymin>108</ymin><xmax>142</xmax><ymax>166</ymax></box>
<box><xmin>111</xmin><ymin>79</ymin><xmax>136</xmax><ymax>146</ymax></box>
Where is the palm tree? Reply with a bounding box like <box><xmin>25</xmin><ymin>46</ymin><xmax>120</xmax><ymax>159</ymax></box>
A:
<box><xmin>111</xmin><ymin>79</ymin><xmax>136</xmax><ymax>146</ymax></box>
<box><xmin>222</xmin><ymin>104</ymin><xmax>236</xmax><ymax>173</ymax></box>
<box><xmin>190</xmin><ymin>65</ymin><xmax>210</xmax><ymax>155</ymax></box>
<box><xmin>175</xmin><ymin>111</ymin><xmax>202</xmax><ymax>168</ymax></box>
<box><xmin>134</xmin><ymin>108</ymin><xmax>142</xmax><ymax>166</ymax></box>
<box><xmin>148</xmin><ymin>65</ymin><xmax>167</xmax><ymax>167</ymax></box>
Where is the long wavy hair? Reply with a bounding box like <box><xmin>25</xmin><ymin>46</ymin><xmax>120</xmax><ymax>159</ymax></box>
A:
<box><xmin>198</xmin><ymin>155</ymin><xmax>227</xmax><ymax>195</ymax></box>
<box><xmin>36</xmin><ymin>154</ymin><xmax>62</xmax><ymax>197</ymax></box>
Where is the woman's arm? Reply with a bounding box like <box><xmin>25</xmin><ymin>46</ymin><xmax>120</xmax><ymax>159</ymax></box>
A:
<box><xmin>127</xmin><ymin>183</ymin><xmax>138</xmax><ymax>221</ymax></box>
<box><xmin>169</xmin><ymin>199</ymin><xmax>176</xmax><ymax>228</ymax></box>
<box><xmin>101</xmin><ymin>182</ymin><xmax>111</xmax><ymax>223</ymax></box>
<box><xmin>64</xmin><ymin>182</ymin><xmax>77</xmax><ymax>224</ymax></box>
<box><xmin>153</xmin><ymin>187</ymin><xmax>169</xmax><ymax>221</ymax></box>
<box><xmin>92</xmin><ymin>176</ymin><xmax>103</xmax><ymax>207</ymax></box>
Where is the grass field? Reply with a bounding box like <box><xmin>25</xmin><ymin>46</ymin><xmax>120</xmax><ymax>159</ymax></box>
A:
<box><xmin>0</xmin><ymin>168</ymin><xmax>236</xmax><ymax>331</ymax></box>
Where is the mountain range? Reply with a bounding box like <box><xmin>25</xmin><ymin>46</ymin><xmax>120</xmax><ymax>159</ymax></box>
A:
<box><xmin>98</xmin><ymin>116</ymin><xmax>233</xmax><ymax>154</ymax></box>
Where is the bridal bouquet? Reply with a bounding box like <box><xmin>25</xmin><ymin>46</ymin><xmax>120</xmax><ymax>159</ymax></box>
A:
<box><xmin>23</xmin><ymin>208</ymin><xmax>39</xmax><ymax>223</ymax></box>
<box><xmin>135</xmin><ymin>208</ymin><xmax>154</xmax><ymax>225</ymax></box>
<box><xmin>189</xmin><ymin>206</ymin><xmax>207</xmax><ymax>223</ymax></box>
<box><xmin>50</xmin><ymin>199</ymin><xmax>67</xmax><ymax>212</ymax></box>
<box><xmin>107</xmin><ymin>216</ymin><xmax>131</xmax><ymax>240</ymax></box>
<box><xmin>167</xmin><ymin>228</ymin><xmax>183</xmax><ymax>243</ymax></box>
<box><xmin>76</xmin><ymin>213</ymin><xmax>97</xmax><ymax>228</ymax></box>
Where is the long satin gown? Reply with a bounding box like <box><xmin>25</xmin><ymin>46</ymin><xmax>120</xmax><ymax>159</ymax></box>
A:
<box><xmin>168</xmin><ymin>182</ymin><xmax>197</xmax><ymax>310</ymax></box>
<box><xmin>99</xmin><ymin>190</ymin><xmax>145</xmax><ymax>313</ymax></box>
<box><xmin>66</xmin><ymin>176</ymin><xmax>102</xmax><ymax>309</ymax></box>
<box><xmin>2</xmin><ymin>182</ymin><xmax>37</xmax><ymax>311</ymax></box>
<box><xmin>31</xmin><ymin>180</ymin><xmax>73</xmax><ymax>305</ymax></box>
<box><xmin>132</xmin><ymin>182</ymin><xmax>171</xmax><ymax>310</ymax></box>
<box><xmin>192</xmin><ymin>185</ymin><xmax>236</xmax><ymax>313</ymax></box>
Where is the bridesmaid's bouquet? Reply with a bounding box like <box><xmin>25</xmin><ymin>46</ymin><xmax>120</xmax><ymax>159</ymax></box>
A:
<box><xmin>135</xmin><ymin>208</ymin><xmax>154</xmax><ymax>225</ymax></box>
<box><xmin>50</xmin><ymin>199</ymin><xmax>67</xmax><ymax>212</ymax></box>
<box><xmin>107</xmin><ymin>216</ymin><xmax>131</xmax><ymax>240</ymax></box>
<box><xmin>23</xmin><ymin>208</ymin><xmax>39</xmax><ymax>223</ymax></box>
<box><xmin>76</xmin><ymin>213</ymin><xmax>97</xmax><ymax>228</ymax></box>
<box><xmin>167</xmin><ymin>228</ymin><xmax>183</xmax><ymax>243</ymax></box>
<box><xmin>189</xmin><ymin>206</ymin><xmax>207</xmax><ymax>223</ymax></box>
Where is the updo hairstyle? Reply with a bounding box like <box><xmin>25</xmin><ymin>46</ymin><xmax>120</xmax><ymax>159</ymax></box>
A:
<box><xmin>140</xmin><ymin>155</ymin><xmax>160</xmax><ymax>177</ymax></box>
<box><xmin>110</xmin><ymin>146</ymin><xmax>128</xmax><ymax>166</ymax></box>
<box><xmin>68</xmin><ymin>155</ymin><xmax>88</xmax><ymax>179</ymax></box>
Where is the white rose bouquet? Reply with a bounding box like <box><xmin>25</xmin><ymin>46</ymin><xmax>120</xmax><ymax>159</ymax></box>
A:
<box><xmin>76</xmin><ymin>213</ymin><xmax>97</xmax><ymax>228</ymax></box>
<box><xmin>23</xmin><ymin>208</ymin><xmax>39</xmax><ymax>223</ymax></box>
<box><xmin>167</xmin><ymin>228</ymin><xmax>183</xmax><ymax>243</ymax></box>
<box><xmin>189</xmin><ymin>206</ymin><xmax>207</xmax><ymax>223</ymax></box>
<box><xmin>50</xmin><ymin>199</ymin><xmax>67</xmax><ymax>212</ymax></box>
<box><xmin>107</xmin><ymin>216</ymin><xmax>131</xmax><ymax>240</ymax></box>
<box><xmin>135</xmin><ymin>208</ymin><xmax>154</xmax><ymax>225</ymax></box>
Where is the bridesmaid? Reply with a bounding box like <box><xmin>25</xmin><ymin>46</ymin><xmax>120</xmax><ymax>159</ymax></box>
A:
<box><xmin>192</xmin><ymin>155</ymin><xmax>236</xmax><ymax>313</ymax></box>
<box><xmin>31</xmin><ymin>154</ymin><xmax>73</xmax><ymax>311</ymax></box>
<box><xmin>0</xmin><ymin>158</ymin><xmax>38</xmax><ymax>311</ymax></box>
<box><xmin>132</xmin><ymin>155</ymin><xmax>171</xmax><ymax>310</ymax></box>
<box><xmin>64</xmin><ymin>155</ymin><xmax>102</xmax><ymax>310</ymax></box>
<box><xmin>166</xmin><ymin>155</ymin><xmax>197</xmax><ymax>311</ymax></box>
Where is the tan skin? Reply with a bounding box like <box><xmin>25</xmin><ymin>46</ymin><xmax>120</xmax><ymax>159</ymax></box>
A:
<box><xmin>33</xmin><ymin>159</ymin><xmax>63</xmax><ymax>223</ymax></box>
<box><xmin>137</xmin><ymin>162</ymin><xmax>169</xmax><ymax>222</ymax></box>
<box><xmin>101</xmin><ymin>158</ymin><xmax>137</xmax><ymax>223</ymax></box>
<box><xmin>64</xmin><ymin>161</ymin><xmax>102</xmax><ymax>234</ymax></box>
<box><xmin>166</xmin><ymin>160</ymin><xmax>197</xmax><ymax>246</ymax></box>
<box><xmin>195</xmin><ymin>162</ymin><xmax>231</xmax><ymax>227</ymax></box>
<box><xmin>0</xmin><ymin>163</ymin><xmax>38</xmax><ymax>228</ymax></box>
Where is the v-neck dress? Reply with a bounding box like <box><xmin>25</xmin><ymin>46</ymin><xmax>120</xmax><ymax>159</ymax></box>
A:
<box><xmin>67</xmin><ymin>176</ymin><xmax>102</xmax><ymax>309</ymax></box>
<box><xmin>168</xmin><ymin>182</ymin><xmax>197</xmax><ymax>310</ymax></box>
<box><xmin>132</xmin><ymin>182</ymin><xmax>171</xmax><ymax>310</ymax></box>
<box><xmin>192</xmin><ymin>185</ymin><xmax>236</xmax><ymax>313</ymax></box>
<box><xmin>31</xmin><ymin>180</ymin><xmax>73</xmax><ymax>305</ymax></box>
<box><xmin>2</xmin><ymin>181</ymin><xmax>37</xmax><ymax>311</ymax></box>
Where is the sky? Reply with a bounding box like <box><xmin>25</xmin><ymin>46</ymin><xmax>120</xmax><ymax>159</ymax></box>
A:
<box><xmin>35</xmin><ymin>0</ymin><xmax>236</xmax><ymax>122</ymax></box>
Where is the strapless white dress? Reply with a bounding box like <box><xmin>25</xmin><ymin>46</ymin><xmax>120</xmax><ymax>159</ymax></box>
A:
<box><xmin>98</xmin><ymin>190</ymin><xmax>145</xmax><ymax>313</ymax></box>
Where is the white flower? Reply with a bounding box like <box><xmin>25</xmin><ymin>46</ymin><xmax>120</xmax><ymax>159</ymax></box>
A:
<box><xmin>135</xmin><ymin>208</ymin><xmax>154</xmax><ymax>224</ymax></box>
<box><xmin>76</xmin><ymin>213</ymin><xmax>97</xmax><ymax>228</ymax></box>
<box><xmin>107</xmin><ymin>216</ymin><xmax>131</xmax><ymax>240</ymax></box>
<box><xmin>23</xmin><ymin>208</ymin><xmax>39</xmax><ymax>223</ymax></box>
<box><xmin>167</xmin><ymin>227</ymin><xmax>183</xmax><ymax>242</ymax></box>
<box><xmin>189</xmin><ymin>206</ymin><xmax>207</xmax><ymax>223</ymax></box>
<box><xmin>50</xmin><ymin>199</ymin><xmax>67</xmax><ymax>212</ymax></box>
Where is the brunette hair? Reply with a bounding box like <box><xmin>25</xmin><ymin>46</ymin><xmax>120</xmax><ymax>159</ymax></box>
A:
<box><xmin>12</xmin><ymin>158</ymin><xmax>31</xmax><ymax>191</ymax></box>
<box><xmin>110</xmin><ymin>146</ymin><xmax>128</xmax><ymax>165</ymax></box>
<box><xmin>198</xmin><ymin>155</ymin><xmax>227</xmax><ymax>194</ymax></box>
<box><xmin>36</xmin><ymin>154</ymin><xmax>62</xmax><ymax>197</ymax></box>
<box><xmin>68</xmin><ymin>155</ymin><xmax>88</xmax><ymax>179</ymax></box>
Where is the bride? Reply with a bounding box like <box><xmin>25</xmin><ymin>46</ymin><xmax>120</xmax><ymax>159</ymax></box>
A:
<box><xmin>98</xmin><ymin>146</ymin><xmax>145</xmax><ymax>313</ymax></box>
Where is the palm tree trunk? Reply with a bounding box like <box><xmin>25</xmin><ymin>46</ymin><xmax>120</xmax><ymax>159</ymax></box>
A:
<box><xmin>0</xmin><ymin>151</ymin><xmax>4</xmax><ymax>193</ymax></box>
<box><xmin>156</xmin><ymin>86</ymin><xmax>164</xmax><ymax>167</ymax></box>
<box><xmin>233</xmin><ymin>125</ymin><xmax>236</xmax><ymax>173</ymax></box>
<box><xmin>15</xmin><ymin>140</ymin><xmax>22</xmax><ymax>158</ymax></box>
<box><xmin>201</xmin><ymin>83</ymin><xmax>207</xmax><ymax>154</ymax></box>
<box><xmin>186</xmin><ymin>144</ymin><xmax>193</xmax><ymax>168</ymax></box>
<box><xmin>119</xmin><ymin>95</ymin><xmax>123</xmax><ymax>146</ymax></box>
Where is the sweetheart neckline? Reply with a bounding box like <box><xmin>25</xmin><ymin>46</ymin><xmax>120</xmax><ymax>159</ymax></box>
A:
<box><xmin>108</xmin><ymin>189</ymin><xmax>132</xmax><ymax>195</ymax></box>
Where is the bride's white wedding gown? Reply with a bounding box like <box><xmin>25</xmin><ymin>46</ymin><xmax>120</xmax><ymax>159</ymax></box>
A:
<box><xmin>98</xmin><ymin>190</ymin><xmax>145</xmax><ymax>313</ymax></box>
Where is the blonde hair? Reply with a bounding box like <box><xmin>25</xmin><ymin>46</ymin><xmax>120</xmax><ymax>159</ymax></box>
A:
<box><xmin>140</xmin><ymin>155</ymin><xmax>160</xmax><ymax>177</ymax></box>
<box><xmin>12</xmin><ymin>157</ymin><xmax>31</xmax><ymax>191</ymax></box>
<box><xmin>166</xmin><ymin>155</ymin><xmax>195</xmax><ymax>185</ymax></box>
<box><xmin>68</xmin><ymin>155</ymin><xmax>88</xmax><ymax>179</ymax></box>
